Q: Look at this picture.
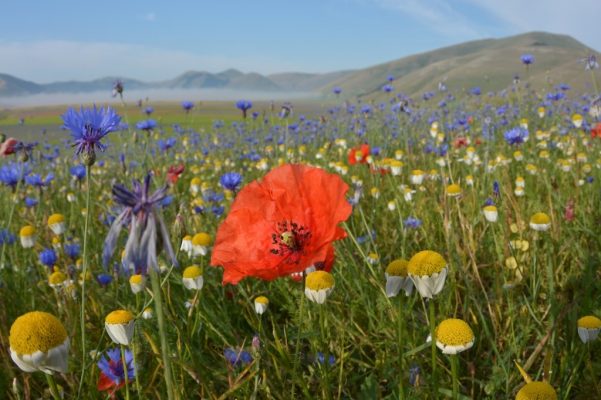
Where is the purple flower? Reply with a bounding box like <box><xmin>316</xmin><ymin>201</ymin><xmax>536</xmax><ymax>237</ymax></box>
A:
<box><xmin>219</xmin><ymin>172</ymin><xmax>242</xmax><ymax>192</ymax></box>
<box><xmin>581</xmin><ymin>54</ymin><xmax>599</xmax><ymax>70</ymax></box>
<box><xmin>25</xmin><ymin>173</ymin><xmax>54</xmax><ymax>188</ymax></box>
<box><xmin>144</xmin><ymin>106</ymin><xmax>154</xmax><ymax>116</ymax></box>
<box><xmin>332</xmin><ymin>86</ymin><xmax>342</xmax><ymax>95</ymax></box>
<box><xmin>61</xmin><ymin>106</ymin><xmax>121</xmax><ymax>162</ymax></box>
<box><xmin>521</xmin><ymin>54</ymin><xmax>534</xmax><ymax>65</ymax></box>
<box><xmin>316</xmin><ymin>352</ymin><xmax>335</xmax><ymax>366</ymax></box>
<box><xmin>103</xmin><ymin>173</ymin><xmax>178</xmax><ymax>275</ymax></box>
<box><xmin>503</xmin><ymin>127</ymin><xmax>528</xmax><ymax>145</ymax></box>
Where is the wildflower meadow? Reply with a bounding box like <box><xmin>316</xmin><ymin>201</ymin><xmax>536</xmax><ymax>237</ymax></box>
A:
<box><xmin>1</xmin><ymin>55</ymin><xmax>601</xmax><ymax>400</ymax></box>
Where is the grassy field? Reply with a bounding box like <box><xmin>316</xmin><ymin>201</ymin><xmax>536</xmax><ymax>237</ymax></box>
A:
<box><xmin>0</xmin><ymin>84</ymin><xmax>599</xmax><ymax>400</ymax></box>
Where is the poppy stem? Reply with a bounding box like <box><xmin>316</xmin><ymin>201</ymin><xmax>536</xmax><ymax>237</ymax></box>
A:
<box><xmin>76</xmin><ymin>165</ymin><xmax>91</xmax><ymax>398</ymax></box>
<box><xmin>150</xmin><ymin>267</ymin><xmax>175</xmax><ymax>400</ymax></box>
<box><xmin>291</xmin><ymin>284</ymin><xmax>305</xmax><ymax>399</ymax></box>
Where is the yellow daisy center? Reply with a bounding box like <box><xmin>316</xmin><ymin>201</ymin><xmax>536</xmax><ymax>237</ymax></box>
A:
<box><xmin>407</xmin><ymin>250</ymin><xmax>447</xmax><ymax>276</ymax></box>
<box><xmin>192</xmin><ymin>233</ymin><xmax>211</xmax><ymax>247</ymax></box>
<box><xmin>446</xmin><ymin>184</ymin><xmax>462</xmax><ymax>195</ymax></box>
<box><xmin>483</xmin><ymin>205</ymin><xmax>497</xmax><ymax>212</ymax></box>
<box><xmin>20</xmin><ymin>225</ymin><xmax>35</xmax><ymax>237</ymax></box>
<box><xmin>578</xmin><ymin>315</ymin><xmax>601</xmax><ymax>329</ymax></box>
<box><xmin>516</xmin><ymin>381</ymin><xmax>557</xmax><ymax>400</ymax></box>
<box><xmin>305</xmin><ymin>270</ymin><xmax>335</xmax><ymax>291</ymax></box>
<box><xmin>105</xmin><ymin>310</ymin><xmax>134</xmax><ymax>325</ymax></box>
<box><xmin>411</xmin><ymin>169</ymin><xmax>424</xmax><ymax>176</ymax></box>
<box><xmin>183</xmin><ymin>265</ymin><xmax>203</xmax><ymax>278</ymax></box>
<box><xmin>435</xmin><ymin>318</ymin><xmax>474</xmax><ymax>346</ymax></box>
<box><xmin>129</xmin><ymin>274</ymin><xmax>144</xmax><ymax>285</ymax></box>
<box><xmin>9</xmin><ymin>311</ymin><xmax>67</xmax><ymax>354</ymax></box>
<box><xmin>47</xmin><ymin>214</ymin><xmax>65</xmax><ymax>225</ymax></box>
<box><xmin>49</xmin><ymin>270</ymin><xmax>68</xmax><ymax>285</ymax></box>
<box><xmin>190</xmin><ymin>177</ymin><xmax>201</xmax><ymax>186</ymax></box>
<box><xmin>182</xmin><ymin>235</ymin><xmax>192</xmax><ymax>242</ymax></box>
<box><xmin>386</xmin><ymin>259</ymin><xmax>409</xmax><ymax>277</ymax></box>
<box><xmin>255</xmin><ymin>296</ymin><xmax>269</xmax><ymax>305</ymax></box>
<box><xmin>530</xmin><ymin>213</ymin><xmax>550</xmax><ymax>225</ymax></box>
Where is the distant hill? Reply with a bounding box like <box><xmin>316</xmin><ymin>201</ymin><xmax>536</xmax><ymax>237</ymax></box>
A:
<box><xmin>326</xmin><ymin>32</ymin><xmax>596</xmax><ymax>99</ymax></box>
<box><xmin>0</xmin><ymin>32</ymin><xmax>597</xmax><ymax>99</ymax></box>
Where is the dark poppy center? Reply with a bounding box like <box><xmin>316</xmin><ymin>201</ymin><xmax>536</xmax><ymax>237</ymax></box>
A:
<box><xmin>270</xmin><ymin>221</ymin><xmax>311</xmax><ymax>261</ymax></box>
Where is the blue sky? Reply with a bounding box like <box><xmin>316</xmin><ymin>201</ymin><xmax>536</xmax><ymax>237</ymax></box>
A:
<box><xmin>1</xmin><ymin>0</ymin><xmax>599</xmax><ymax>82</ymax></box>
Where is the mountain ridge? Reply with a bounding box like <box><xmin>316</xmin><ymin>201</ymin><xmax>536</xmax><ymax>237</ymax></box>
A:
<box><xmin>0</xmin><ymin>31</ymin><xmax>596</xmax><ymax>99</ymax></box>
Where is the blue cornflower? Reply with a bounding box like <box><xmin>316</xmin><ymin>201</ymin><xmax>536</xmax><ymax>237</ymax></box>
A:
<box><xmin>493</xmin><ymin>181</ymin><xmax>500</xmax><ymax>197</ymax></box>
<box><xmin>181</xmin><ymin>101</ymin><xmax>194</xmax><ymax>112</ymax></box>
<box><xmin>0</xmin><ymin>229</ymin><xmax>16</xmax><ymax>245</ymax></box>
<box><xmin>157</xmin><ymin>137</ymin><xmax>176</xmax><ymax>153</ymax></box>
<box><xmin>387</xmin><ymin>74</ymin><xmax>395</xmax><ymax>82</ymax></box>
<box><xmin>235</xmin><ymin>100</ymin><xmax>252</xmax><ymax>118</ymax></box>
<box><xmin>403</xmin><ymin>216</ymin><xmax>422</xmax><ymax>230</ymax></box>
<box><xmin>61</xmin><ymin>106</ymin><xmax>121</xmax><ymax>162</ymax></box>
<box><xmin>581</xmin><ymin>54</ymin><xmax>599</xmax><ymax>70</ymax></box>
<box><xmin>520</xmin><ymin>54</ymin><xmax>534</xmax><ymax>65</ymax></box>
<box><xmin>70</xmin><ymin>165</ymin><xmax>86</xmax><ymax>180</ymax></box>
<box><xmin>97</xmin><ymin>273</ymin><xmax>113</xmax><ymax>286</ymax></box>
<box><xmin>224</xmin><ymin>348</ymin><xmax>253</xmax><ymax>367</ymax></box>
<box><xmin>0</xmin><ymin>162</ymin><xmax>30</xmax><ymax>188</ymax></box>
<box><xmin>64</xmin><ymin>243</ymin><xmax>81</xmax><ymax>260</ymax></box>
<box><xmin>316</xmin><ymin>352</ymin><xmax>336</xmax><ymax>366</ymax></box>
<box><xmin>39</xmin><ymin>248</ymin><xmax>57</xmax><ymax>269</ymax></box>
<box><xmin>470</xmin><ymin>87</ymin><xmax>481</xmax><ymax>96</ymax></box>
<box><xmin>219</xmin><ymin>172</ymin><xmax>242</xmax><ymax>192</ymax></box>
<box><xmin>103</xmin><ymin>173</ymin><xmax>178</xmax><ymax>275</ymax></box>
<box><xmin>144</xmin><ymin>106</ymin><xmax>154</xmax><ymax>116</ymax></box>
<box><xmin>97</xmin><ymin>348</ymin><xmax>135</xmax><ymax>393</ymax></box>
<box><xmin>382</xmin><ymin>84</ymin><xmax>394</xmax><ymax>93</ymax></box>
<box><xmin>211</xmin><ymin>205</ymin><xmax>225</xmax><ymax>217</ymax></box>
<box><xmin>24</xmin><ymin>197</ymin><xmax>38</xmax><ymax>208</ymax></box>
<box><xmin>503</xmin><ymin>127</ymin><xmax>528</xmax><ymax>145</ymax></box>
<box><xmin>136</xmin><ymin>119</ymin><xmax>157</xmax><ymax>132</ymax></box>
<box><xmin>25</xmin><ymin>173</ymin><xmax>54</xmax><ymax>188</ymax></box>
<box><xmin>332</xmin><ymin>86</ymin><xmax>342</xmax><ymax>95</ymax></box>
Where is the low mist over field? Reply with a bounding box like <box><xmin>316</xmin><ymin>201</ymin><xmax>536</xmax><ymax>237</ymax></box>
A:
<box><xmin>0</xmin><ymin>89</ymin><xmax>317</xmax><ymax>108</ymax></box>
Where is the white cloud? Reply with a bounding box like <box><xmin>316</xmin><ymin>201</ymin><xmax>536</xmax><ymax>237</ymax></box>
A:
<box><xmin>455</xmin><ymin>0</ymin><xmax>601</xmax><ymax>50</ymax></box>
<box><xmin>367</xmin><ymin>0</ymin><xmax>484</xmax><ymax>38</ymax></box>
<box><xmin>142</xmin><ymin>12</ymin><xmax>156</xmax><ymax>22</ymax></box>
<box><xmin>0</xmin><ymin>40</ymin><xmax>301</xmax><ymax>82</ymax></box>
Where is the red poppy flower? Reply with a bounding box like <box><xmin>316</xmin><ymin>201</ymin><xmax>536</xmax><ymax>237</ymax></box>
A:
<box><xmin>289</xmin><ymin>244</ymin><xmax>335</xmax><ymax>282</ymax></box>
<box><xmin>97</xmin><ymin>372</ymin><xmax>124</xmax><ymax>399</ymax></box>
<box><xmin>0</xmin><ymin>137</ymin><xmax>18</xmax><ymax>156</ymax></box>
<box><xmin>210</xmin><ymin>164</ymin><xmax>352</xmax><ymax>285</ymax></box>
<box><xmin>453</xmin><ymin>136</ymin><xmax>469</xmax><ymax>148</ymax></box>
<box><xmin>167</xmin><ymin>164</ymin><xmax>185</xmax><ymax>184</ymax></box>
<box><xmin>591</xmin><ymin>123</ymin><xmax>601</xmax><ymax>139</ymax></box>
<box><xmin>348</xmin><ymin>144</ymin><xmax>370</xmax><ymax>165</ymax></box>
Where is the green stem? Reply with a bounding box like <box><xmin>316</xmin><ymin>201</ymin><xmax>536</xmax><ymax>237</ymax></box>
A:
<box><xmin>586</xmin><ymin>345</ymin><xmax>601</xmax><ymax>398</ymax></box>
<box><xmin>150</xmin><ymin>267</ymin><xmax>175</xmax><ymax>400</ymax></box>
<box><xmin>76</xmin><ymin>165</ymin><xmax>92</xmax><ymax>398</ymax></box>
<box><xmin>318</xmin><ymin>305</ymin><xmax>331</xmax><ymax>400</ymax></box>
<box><xmin>45</xmin><ymin>373</ymin><xmax>61</xmax><ymax>400</ymax></box>
<box><xmin>121</xmin><ymin>345</ymin><xmax>131</xmax><ymax>400</ymax></box>
<box><xmin>451</xmin><ymin>355</ymin><xmax>459</xmax><ymax>400</ymax></box>
<box><xmin>429</xmin><ymin>300</ymin><xmax>438</xmax><ymax>395</ymax></box>
<box><xmin>0</xmin><ymin>165</ymin><xmax>23</xmax><ymax>270</ymax></box>
<box><xmin>398</xmin><ymin>296</ymin><xmax>405</xmax><ymax>400</ymax></box>
<box><xmin>132</xmin><ymin>337</ymin><xmax>143</xmax><ymax>399</ymax></box>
